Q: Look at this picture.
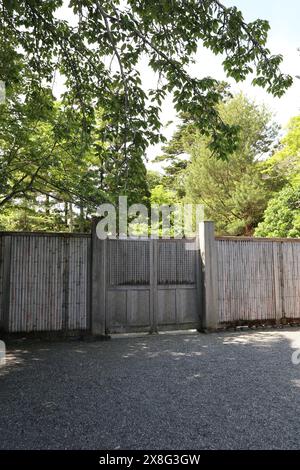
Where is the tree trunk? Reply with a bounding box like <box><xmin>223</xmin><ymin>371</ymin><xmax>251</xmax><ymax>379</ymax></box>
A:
<box><xmin>69</xmin><ymin>203</ymin><xmax>74</xmax><ymax>233</ymax></box>
<box><xmin>64</xmin><ymin>202</ymin><xmax>68</xmax><ymax>228</ymax></box>
<box><xmin>79</xmin><ymin>205</ymin><xmax>84</xmax><ymax>232</ymax></box>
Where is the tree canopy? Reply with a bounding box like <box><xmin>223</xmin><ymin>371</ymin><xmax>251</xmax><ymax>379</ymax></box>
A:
<box><xmin>156</xmin><ymin>94</ymin><xmax>280</xmax><ymax>235</ymax></box>
<box><xmin>255</xmin><ymin>185</ymin><xmax>300</xmax><ymax>238</ymax></box>
<box><xmin>261</xmin><ymin>116</ymin><xmax>300</xmax><ymax>187</ymax></box>
<box><xmin>0</xmin><ymin>0</ymin><xmax>292</xmax><ymax>166</ymax></box>
<box><xmin>0</xmin><ymin>1</ymin><xmax>294</xmax><ymax>232</ymax></box>
<box><xmin>255</xmin><ymin>116</ymin><xmax>300</xmax><ymax>238</ymax></box>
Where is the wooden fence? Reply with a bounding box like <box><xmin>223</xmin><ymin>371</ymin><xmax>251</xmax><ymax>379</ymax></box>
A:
<box><xmin>216</xmin><ymin>237</ymin><xmax>300</xmax><ymax>323</ymax></box>
<box><xmin>101</xmin><ymin>238</ymin><xmax>201</xmax><ymax>334</ymax></box>
<box><xmin>1</xmin><ymin>223</ymin><xmax>300</xmax><ymax>335</ymax></box>
<box><xmin>0</xmin><ymin>233</ymin><xmax>90</xmax><ymax>333</ymax></box>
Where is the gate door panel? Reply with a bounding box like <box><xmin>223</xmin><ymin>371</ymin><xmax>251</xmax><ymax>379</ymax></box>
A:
<box><xmin>106</xmin><ymin>240</ymin><xmax>152</xmax><ymax>333</ymax></box>
<box><xmin>105</xmin><ymin>238</ymin><xmax>201</xmax><ymax>334</ymax></box>
<box><xmin>156</xmin><ymin>239</ymin><xmax>201</xmax><ymax>330</ymax></box>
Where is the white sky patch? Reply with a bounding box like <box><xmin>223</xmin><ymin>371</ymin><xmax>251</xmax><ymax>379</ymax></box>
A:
<box><xmin>146</xmin><ymin>43</ymin><xmax>300</xmax><ymax>169</ymax></box>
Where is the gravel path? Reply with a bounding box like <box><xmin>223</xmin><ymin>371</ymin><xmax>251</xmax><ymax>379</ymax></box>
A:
<box><xmin>1</xmin><ymin>328</ymin><xmax>300</xmax><ymax>450</ymax></box>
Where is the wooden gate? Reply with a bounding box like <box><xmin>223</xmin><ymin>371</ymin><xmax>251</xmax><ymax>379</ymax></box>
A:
<box><xmin>92</xmin><ymin>238</ymin><xmax>202</xmax><ymax>334</ymax></box>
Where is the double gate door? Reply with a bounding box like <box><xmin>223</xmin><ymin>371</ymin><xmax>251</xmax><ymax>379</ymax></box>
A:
<box><xmin>103</xmin><ymin>238</ymin><xmax>202</xmax><ymax>334</ymax></box>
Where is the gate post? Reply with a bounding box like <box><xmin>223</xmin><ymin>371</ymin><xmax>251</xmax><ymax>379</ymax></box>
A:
<box><xmin>150</xmin><ymin>239</ymin><xmax>158</xmax><ymax>334</ymax></box>
<box><xmin>198</xmin><ymin>221</ymin><xmax>219</xmax><ymax>331</ymax></box>
<box><xmin>91</xmin><ymin>218</ymin><xmax>107</xmax><ymax>337</ymax></box>
<box><xmin>1</xmin><ymin>236</ymin><xmax>12</xmax><ymax>333</ymax></box>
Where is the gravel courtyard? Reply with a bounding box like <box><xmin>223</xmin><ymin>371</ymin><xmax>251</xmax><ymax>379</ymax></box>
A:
<box><xmin>1</xmin><ymin>328</ymin><xmax>300</xmax><ymax>450</ymax></box>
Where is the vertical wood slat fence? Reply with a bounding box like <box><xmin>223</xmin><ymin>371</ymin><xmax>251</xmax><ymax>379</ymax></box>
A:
<box><xmin>0</xmin><ymin>231</ymin><xmax>202</xmax><ymax>335</ymax></box>
<box><xmin>216</xmin><ymin>237</ymin><xmax>300</xmax><ymax>323</ymax></box>
<box><xmin>0</xmin><ymin>233</ymin><xmax>91</xmax><ymax>333</ymax></box>
<box><xmin>2</xmin><ymin>223</ymin><xmax>300</xmax><ymax>335</ymax></box>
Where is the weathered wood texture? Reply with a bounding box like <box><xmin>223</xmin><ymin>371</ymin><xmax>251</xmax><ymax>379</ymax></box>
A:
<box><xmin>0</xmin><ymin>232</ymin><xmax>90</xmax><ymax>333</ymax></box>
<box><xmin>104</xmin><ymin>238</ymin><xmax>201</xmax><ymax>333</ymax></box>
<box><xmin>91</xmin><ymin>223</ymin><xmax>106</xmax><ymax>336</ymax></box>
<box><xmin>282</xmin><ymin>242</ymin><xmax>300</xmax><ymax>318</ymax></box>
<box><xmin>217</xmin><ymin>238</ymin><xmax>300</xmax><ymax>322</ymax></box>
<box><xmin>0</xmin><ymin>236</ymin><xmax>4</xmax><ymax>329</ymax></box>
<box><xmin>108</xmin><ymin>239</ymin><xmax>150</xmax><ymax>286</ymax></box>
<box><xmin>199</xmin><ymin>222</ymin><xmax>218</xmax><ymax>330</ymax></box>
<box><xmin>4</xmin><ymin>229</ymin><xmax>300</xmax><ymax>333</ymax></box>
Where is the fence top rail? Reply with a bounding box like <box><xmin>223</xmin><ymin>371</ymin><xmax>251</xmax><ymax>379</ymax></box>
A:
<box><xmin>0</xmin><ymin>232</ymin><xmax>197</xmax><ymax>241</ymax></box>
<box><xmin>107</xmin><ymin>237</ymin><xmax>197</xmax><ymax>242</ymax></box>
<box><xmin>216</xmin><ymin>236</ymin><xmax>300</xmax><ymax>243</ymax></box>
<box><xmin>0</xmin><ymin>231</ymin><xmax>91</xmax><ymax>238</ymax></box>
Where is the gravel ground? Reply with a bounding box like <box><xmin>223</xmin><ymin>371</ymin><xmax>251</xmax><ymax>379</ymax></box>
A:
<box><xmin>1</xmin><ymin>328</ymin><xmax>300</xmax><ymax>450</ymax></box>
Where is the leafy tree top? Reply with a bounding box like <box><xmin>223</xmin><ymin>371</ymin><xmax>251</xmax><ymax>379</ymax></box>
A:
<box><xmin>0</xmin><ymin>0</ymin><xmax>292</xmax><ymax>170</ymax></box>
<box><xmin>255</xmin><ymin>184</ymin><xmax>300</xmax><ymax>238</ymax></box>
<box><xmin>155</xmin><ymin>93</ymin><xmax>279</xmax><ymax>235</ymax></box>
<box><xmin>262</xmin><ymin>116</ymin><xmax>300</xmax><ymax>186</ymax></box>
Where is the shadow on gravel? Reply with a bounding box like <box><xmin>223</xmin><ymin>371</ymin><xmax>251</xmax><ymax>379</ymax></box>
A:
<box><xmin>1</xmin><ymin>329</ymin><xmax>300</xmax><ymax>449</ymax></box>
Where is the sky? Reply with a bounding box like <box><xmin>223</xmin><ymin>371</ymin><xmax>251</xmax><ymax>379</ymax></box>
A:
<box><xmin>55</xmin><ymin>1</ymin><xmax>300</xmax><ymax>170</ymax></box>
<box><xmin>147</xmin><ymin>0</ymin><xmax>300</xmax><ymax>169</ymax></box>
<box><xmin>204</xmin><ymin>0</ymin><xmax>300</xmax><ymax>126</ymax></box>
